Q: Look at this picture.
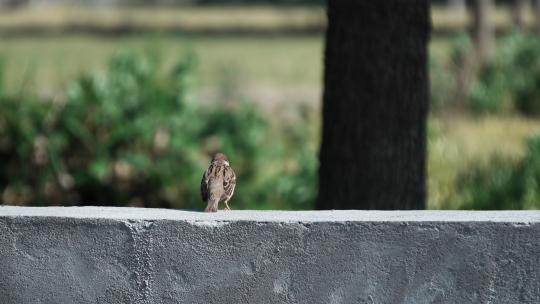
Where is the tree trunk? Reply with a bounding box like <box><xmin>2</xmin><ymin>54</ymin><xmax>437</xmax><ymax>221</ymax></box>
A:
<box><xmin>0</xmin><ymin>0</ymin><xmax>28</xmax><ymax>9</ymax></box>
<box><xmin>316</xmin><ymin>0</ymin><xmax>430</xmax><ymax>210</ymax></box>
<box><xmin>448</xmin><ymin>0</ymin><xmax>467</xmax><ymax>13</ymax></box>
<box><xmin>470</xmin><ymin>0</ymin><xmax>495</xmax><ymax>65</ymax></box>
<box><xmin>513</xmin><ymin>0</ymin><xmax>529</xmax><ymax>30</ymax></box>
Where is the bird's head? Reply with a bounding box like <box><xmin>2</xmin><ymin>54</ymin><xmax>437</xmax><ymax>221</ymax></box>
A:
<box><xmin>211</xmin><ymin>153</ymin><xmax>229</xmax><ymax>166</ymax></box>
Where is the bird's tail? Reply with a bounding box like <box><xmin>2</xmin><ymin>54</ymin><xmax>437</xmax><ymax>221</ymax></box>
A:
<box><xmin>204</xmin><ymin>198</ymin><xmax>219</xmax><ymax>212</ymax></box>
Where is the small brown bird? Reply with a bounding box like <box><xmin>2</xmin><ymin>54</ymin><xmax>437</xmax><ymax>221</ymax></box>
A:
<box><xmin>200</xmin><ymin>153</ymin><xmax>236</xmax><ymax>212</ymax></box>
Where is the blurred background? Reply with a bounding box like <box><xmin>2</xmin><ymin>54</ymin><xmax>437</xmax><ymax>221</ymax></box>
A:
<box><xmin>0</xmin><ymin>0</ymin><xmax>539</xmax><ymax>210</ymax></box>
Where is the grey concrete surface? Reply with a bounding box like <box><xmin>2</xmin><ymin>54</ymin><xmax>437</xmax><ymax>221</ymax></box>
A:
<box><xmin>0</xmin><ymin>207</ymin><xmax>539</xmax><ymax>304</ymax></box>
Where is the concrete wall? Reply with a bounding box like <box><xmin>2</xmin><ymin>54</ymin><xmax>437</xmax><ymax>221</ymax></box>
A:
<box><xmin>0</xmin><ymin>207</ymin><xmax>539</xmax><ymax>304</ymax></box>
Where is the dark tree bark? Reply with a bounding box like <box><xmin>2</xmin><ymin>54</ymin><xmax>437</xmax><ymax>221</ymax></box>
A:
<box><xmin>316</xmin><ymin>0</ymin><xmax>430</xmax><ymax>210</ymax></box>
<box><xmin>470</xmin><ymin>0</ymin><xmax>495</xmax><ymax>65</ymax></box>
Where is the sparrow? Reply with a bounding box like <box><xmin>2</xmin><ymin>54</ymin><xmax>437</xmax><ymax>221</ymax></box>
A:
<box><xmin>200</xmin><ymin>153</ymin><xmax>236</xmax><ymax>212</ymax></box>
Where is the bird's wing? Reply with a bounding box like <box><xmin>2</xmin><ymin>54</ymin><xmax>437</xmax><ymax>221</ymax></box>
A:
<box><xmin>223</xmin><ymin>166</ymin><xmax>236</xmax><ymax>200</ymax></box>
<box><xmin>200</xmin><ymin>167</ymin><xmax>211</xmax><ymax>202</ymax></box>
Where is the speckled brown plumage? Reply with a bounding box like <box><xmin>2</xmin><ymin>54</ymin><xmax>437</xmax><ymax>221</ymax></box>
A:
<box><xmin>200</xmin><ymin>153</ymin><xmax>236</xmax><ymax>212</ymax></box>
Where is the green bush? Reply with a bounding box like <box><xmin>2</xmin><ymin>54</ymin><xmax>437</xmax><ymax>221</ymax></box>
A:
<box><xmin>429</xmin><ymin>55</ymin><xmax>455</xmax><ymax>111</ymax></box>
<box><xmin>469</xmin><ymin>31</ymin><xmax>540</xmax><ymax>116</ymax></box>
<box><xmin>429</xmin><ymin>34</ymin><xmax>471</xmax><ymax>112</ymax></box>
<box><xmin>449</xmin><ymin>136</ymin><xmax>540</xmax><ymax>210</ymax></box>
<box><xmin>0</xmin><ymin>57</ymin><xmax>4</xmax><ymax>95</ymax></box>
<box><xmin>449</xmin><ymin>34</ymin><xmax>472</xmax><ymax>70</ymax></box>
<box><xmin>0</xmin><ymin>52</ymin><xmax>317</xmax><ymax>210</ymax></box>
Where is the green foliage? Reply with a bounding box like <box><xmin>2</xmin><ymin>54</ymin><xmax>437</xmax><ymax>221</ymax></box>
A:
<box><xmin>449</xmin><ymin>33</ymin><xmax>472</xmax><ymax>70</ymax></box>
<box><xmin>449</xmin><ymin>136</ymin><xmax>540</xmax><ymax>210</ymax></box>
<box><xmin>469</xmin><ymin>31</ymin><xmax>540</xmax><ymax>116</ymax></box>
<box><xmin>429</xmin><ymin>34</ymin><xmax>471</xmax><ymax>112</ymax></box>
<box><xmin>0</xmin><ymin>57</ymin><xmax>4</xmax><ymax>95</ymax></box>
<box><xmin>429</xmin><ymin>55</ymin><xmax>455</xmax><ymax>111</ymax></box>
<box><xmin>469</xmin><ymin>63</ymin><xmax>508</xmax><ymax>113</ymax></box>
<box><xmin>0</xmin><ymin>52</ymin><xmax>317</xmax><ymax>209</ymax></box>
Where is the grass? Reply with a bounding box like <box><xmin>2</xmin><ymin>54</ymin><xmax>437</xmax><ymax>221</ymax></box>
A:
<box><xmin>0</xmin><ymin>34</ymin><xmax>323</xmax><ymax>97</ymax></box>
<box><xmin>428</xmin><ymin>114</ymin><xmax>540</xmax><ymax>209</ymax></box>
<box><xmin>0</xmin><ymin>6</ymin><xmax>325</xmax><ymax>33</ymax></box>
<box><xmin>0</xmin><ymin>4</ymin><xmax>536</xmax><ymax>95</ymax></box>
<box><xmin>431</xmin><ymin>5</ymin><xmax>538</xmax><ymax>31</ymax></box>
<box><xmin>0</xmin><ymin>5</ymin><xmax>536</xmax><ymax>34</ymax></box>
<box><xmin>0</xmin><ymin>34</ymin><xmax>457</xmax><ymax>97</ymax></box>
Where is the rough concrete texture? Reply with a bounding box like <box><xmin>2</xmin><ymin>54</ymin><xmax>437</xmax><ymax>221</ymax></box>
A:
<box><xmin>0</xmin><ymin>207</ymin><xmax>539</xmax><ymax>304</ymax></box>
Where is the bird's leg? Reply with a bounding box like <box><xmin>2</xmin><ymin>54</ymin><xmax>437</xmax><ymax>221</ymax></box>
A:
<box><xmin>224</xmin><ymin>199</ymin><xmax>231</xmax><ymax>211</ymax></box>
<box><xmin>204</xmin><ymin>199</ymin><xmax>219</xmax><ymax>212</ymax></box>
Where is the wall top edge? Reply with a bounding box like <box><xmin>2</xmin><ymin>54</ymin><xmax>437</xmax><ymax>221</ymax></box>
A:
<box><xmin>1</xmin><ymin>206</ymin><xmax>539</xmax><ymax>223</ymax></box>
